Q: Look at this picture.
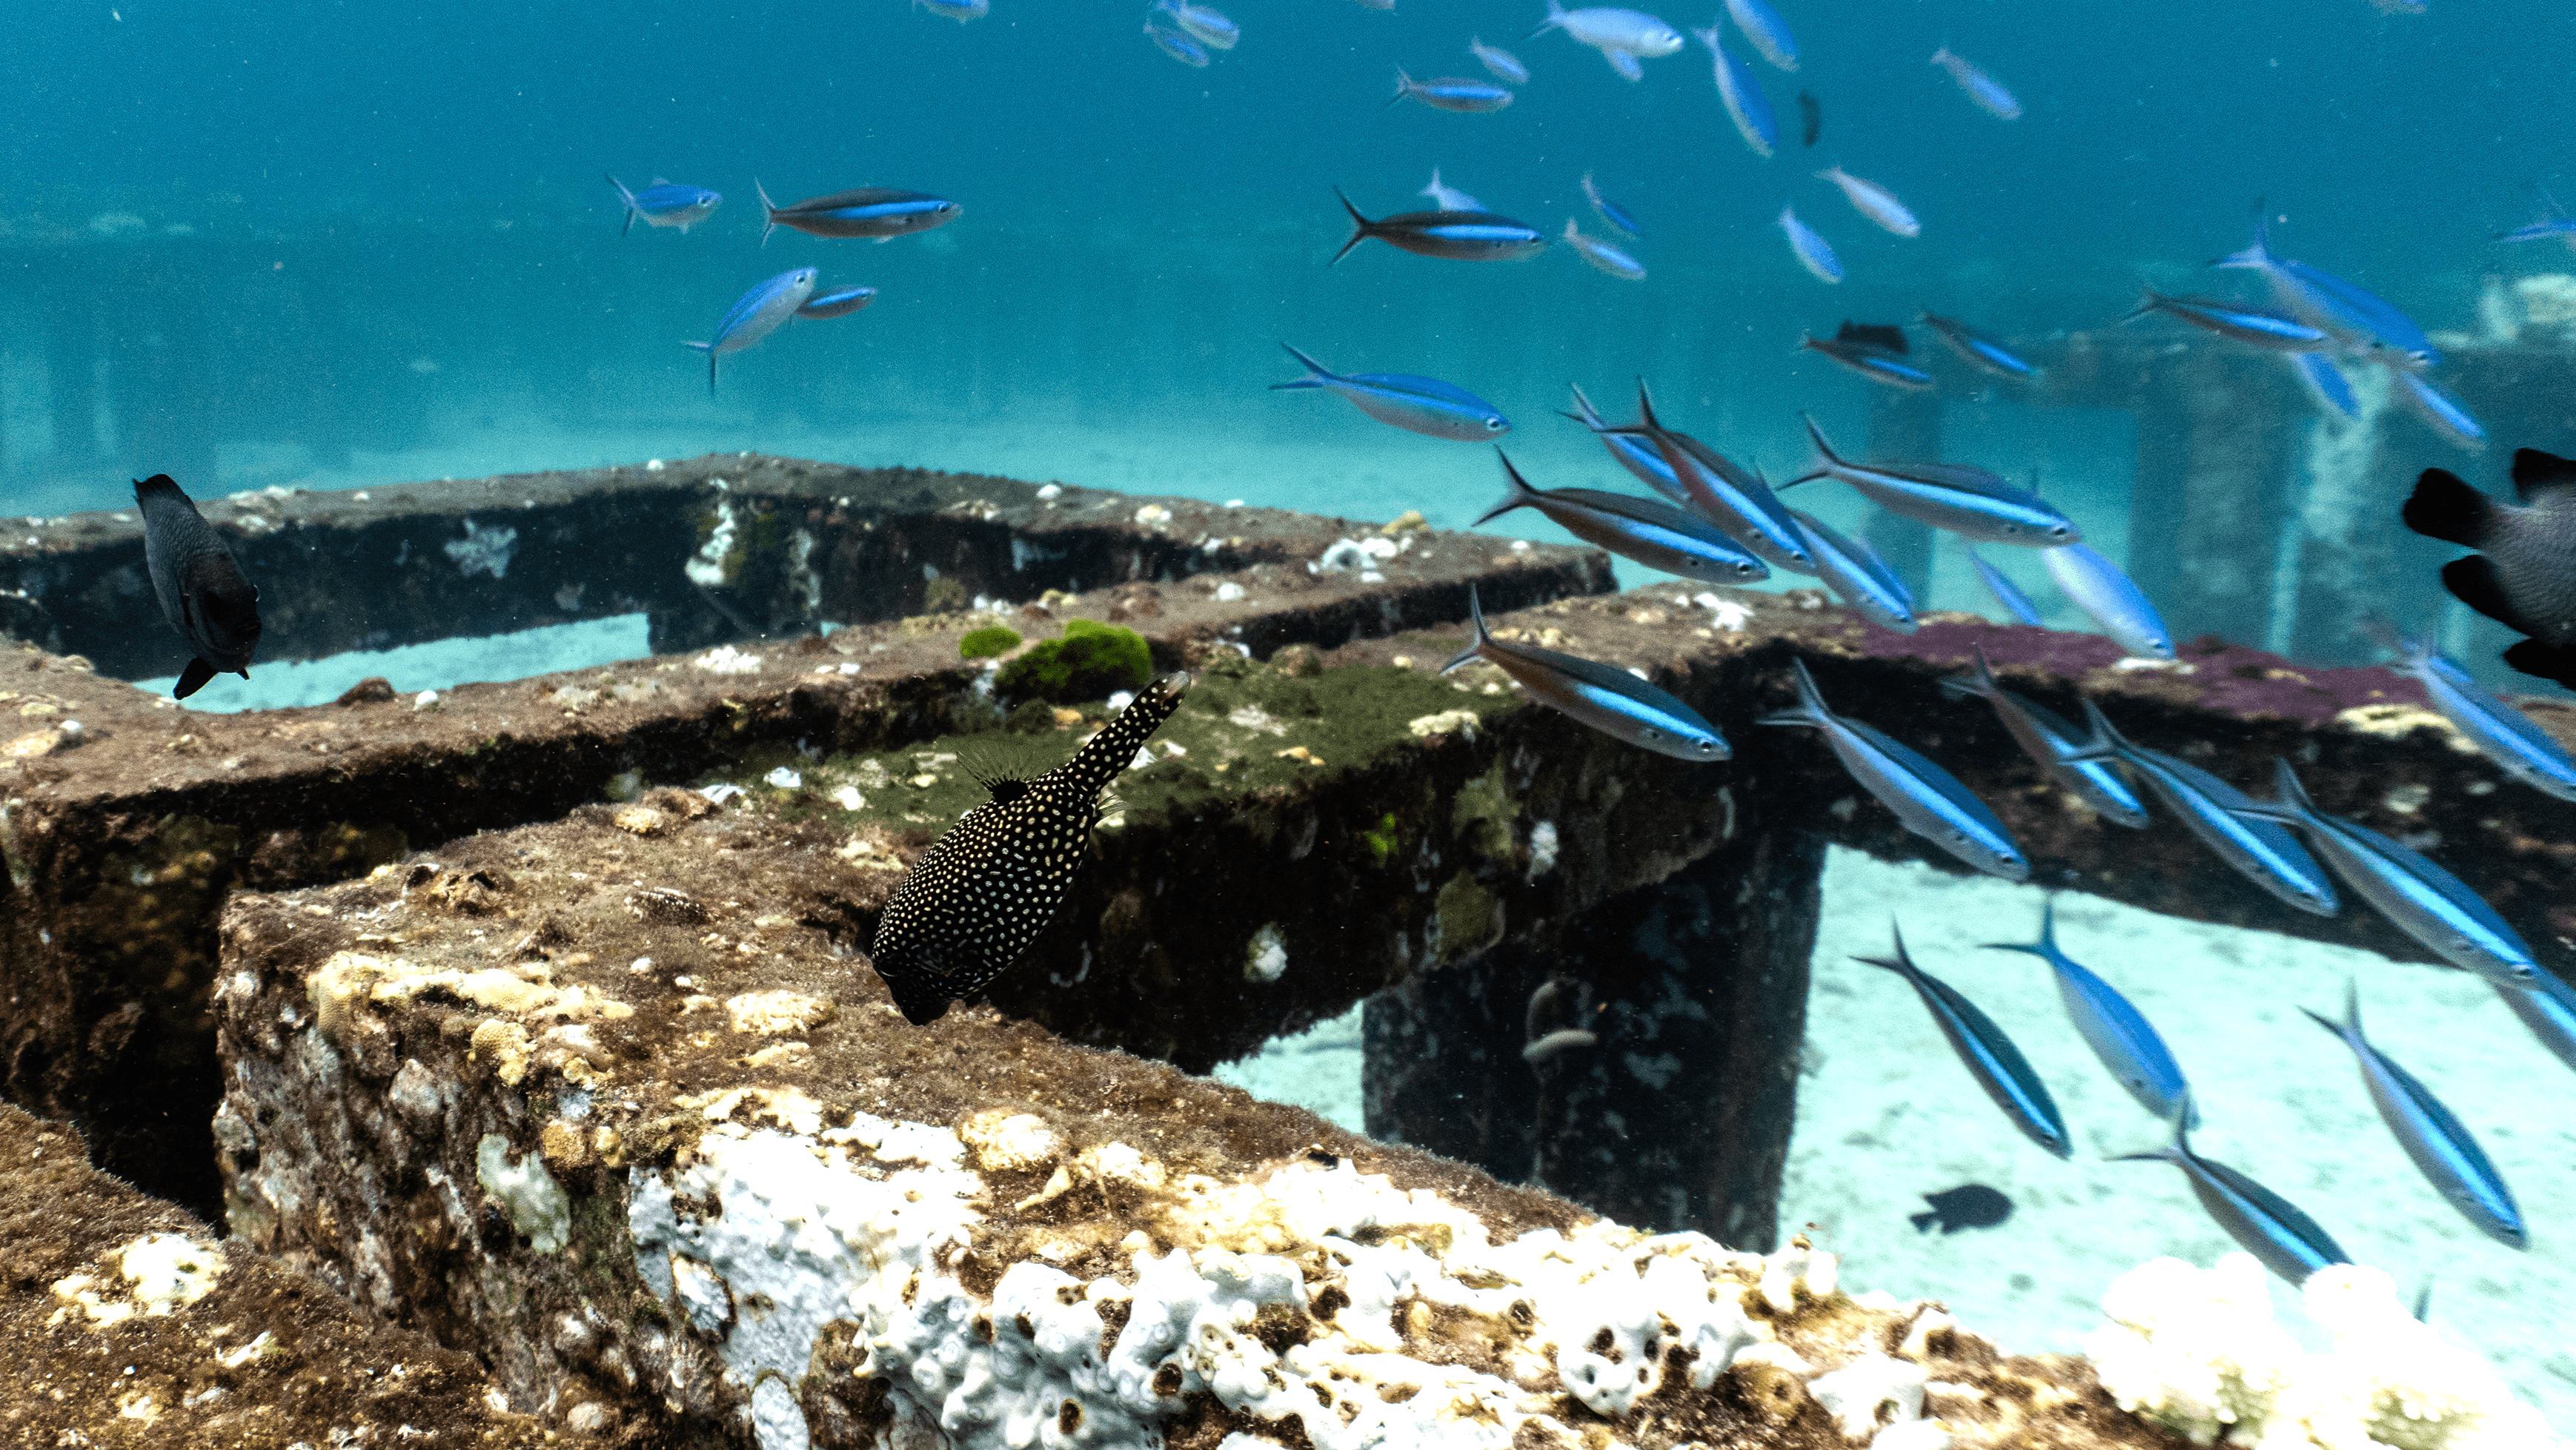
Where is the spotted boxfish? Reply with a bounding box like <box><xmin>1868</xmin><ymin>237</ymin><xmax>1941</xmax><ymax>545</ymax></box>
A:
<box><xmin>871</xmin><ymin>674</ymin><xmax>1192</xmax><ymax>1025</ymax></box>
<box><xmin>136</xmin><ymin>474</ymin><xmax>261</xmax><ymax>700</ymax></box>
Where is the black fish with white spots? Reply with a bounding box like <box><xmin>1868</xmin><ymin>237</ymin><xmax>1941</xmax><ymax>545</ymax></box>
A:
<box><xmin>870</xmin><ymin>673</ymin><xmax>1190</xmax><ymax>1024</ymax></box>
<box><xmin>134</xmin><ymin>474</ymin><xmax>260</xmax><ymax>700</ymax></box>
<box><xmin>2404</xmin><ymin>448</ymin><xmax>2576</xmax><ymax>689</ymax></box>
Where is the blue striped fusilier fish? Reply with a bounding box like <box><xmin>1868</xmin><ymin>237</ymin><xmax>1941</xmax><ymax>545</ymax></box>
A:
<box><xmin>1562</xmin><ymin>383</ymin><xmax>1687</xmax><ymax>501</ymax></box>
<box><xmin>2122</xmin><ymin>289</ymin><xmax>2330</xmax><ymax>351</ymax></box>
<box><xmin>1561</xmin><ymin>218</ymin><xmax>1645</xmax><ymax>279</ymax></box>
<box><xmin>2494</xmin><ymin>192</ymin><xmax>2576</xmax><ymax>251</ymax></box>
<box><xmin>1778</xmin><ymin>205</ymin><xmax>1841</xmax><ymax>283</ymax></box>
<box><xmin>1693</xmin><ymin>24</ymin><xmax>1776</xmax><ymax>158</ymax></box>
<box><xmin>1816</xmin><ymin>166</ymin><xmax>1918</xmax><ymax>237</ymax></box>
<box><xmin>1529</xmin><ymin>1</ymin><xmax>1683</xmax><ymax>71</ymax></box>
<box><xmin>1724</xmin><ymin>0</ymin><xmax>1796</xmax><ymax>70</ymax></box>
<box><xmin>914</xmin><ymin>0</ymin><xmax>988</xmax><ymax>19</ymax></box>
<box><xmin>1790</xmin><ymin>417</ymin><xmax>2079</xmax><ymax>546</ymax></box>
<box><xmin>757</xmin><ymin>180</ymin><xmax>962</xmax><ymax>245</ymax></box>
<box><xmin>2078</xmin><ymin>703</ymin><xmax>2339</xmax><ymax>916</ymax></box>
<box><xmin>605</xmin><ymin>175</ymin><xmax>721</xmax><ymax>238</ymax></box>
<box><xmin>1929</xmin><ymin>47</ymin><xmax>2019</xmax><ymax>120</ymax></box>
<box><xmin>1987</xmin><ymin>900</ymin><xmax>2193</xmax><ymax>1124</ymax></box>
<box><xmin>2358</xmin><ymin>619</ymin><xmax>2576</xmax><ymax>803</ymax></box>
<box><xmin>2232</xmin><ymin>760</ymin><xmax>2537</xmax><ymax>987</ymax></box>
<box><xmin>1799</xmin><ymin>330</ymin><xmax>1936</xmax><ymax>390</ymax></box>
<box><xmin>2288</xmin><ymin>351</ymin><xmax>2360</xmax><ymax>419</ymax></box>
<box><xmin>1939</xmin><ymin>646</ymin><xmax>2148</xmax><ymax>827</ymax></box>
<box><xmin>1761</xmin><ymin>658</ymin><xmax>2029</xmax><ymax>880</ymax></box>
<box><xmin>2302</xmin><ymin>980</ymin><xmax>2526</xmax><ymax>1249</ymax></box>
<box><xmin>1392</xmin><ymin>67</ymin><xmax>1514</xmax><ymax>112</ymax></box>
<box><xmin>1442</xmin><ymin>585</ymin><xmax>1729</xmax><ymax>760</ymax></box>
<box><xmin>1855</xmin><ymin>924</ymin><xmax>2067</xmax><ymax>1156</ymax></box>
<box><xmin>1477</xmin><ymin>449</ymin><xmax>1765</xmax><ymax>583</ymax></box>
<box><xmin>1580</xmin><ymin>173</ymin><xmax>1641</xmax><ymax>236</ymax></box>
<box><xmin>1270</xmin><ymin>343</ymin><xmax>1508</xmax><ymax>440</ymax></box>
<box><xmin>683</xmin><ymin>267</ymin><xmax>817</xmax><ymax>392</ymax></box>
<box><xmin>1789</xmin><ymin>509</ymin><xmax>1913</xmax><ymax>632</ymax></box>
<box><xmin>2213</xmin><ymin>208</ymin><xmax>2437</xmax><ymax>364</ymax></box>
<box><xmin>1418</xmin><ymin>167</ymin><xmax>1484</xmax><ymax>212</ymax></box>
<box><xmin>795</xmin><ymin>283</ymin><xmax>878</xmax><ymax>320</ymax></box>
<box><xmin>2384</xmin><ymin>362</ymin><xmax>2485</xmax><ymax>452</ymax></box>
<box><xmin>2494</xmin><ymin>971</ymin><xmax>2576</xmax><ymax>1076</ymax></box>
<box><xmin>1469</xmin><ymin>36</ymin><xmax>1530</xmax><ymax>83</ymax></box>
<box><xmin>1965</xmin><ymin>546</ymin><xmax>2045</xmax><ymax>625</ymax></box>
<box><xmin>2042</xmin><ymin>543</ymin><xmax>2174</xmax><ymax>660</ymax></box>
<box><xmin>1145</xmin><ymin>21</ymin><xmax>1210</xmax><ymax>64</ymax></box>
<box><xmin>1919</xmin><ymin>311</ymin><xmax>2036</xmax><ymax>380</ymax></box>
<box><xmin>2117</xmin><ymin>1093</ymin><xmax>2353</xmax><ymax>1286</ymax></box>
<box><xmin>1617</xmin><ymin>382</ymin><xmax>1813</xmax><ymax>572</ymax></box>
<box><xmin>1330</xmin><ymin>189</ymin><xmax>1547</xmax><ymax>265</ymax></box>
<box><xmin>1155</xmin><ymin>0</ymin><xmax>1238</xmax><ymax>48</ymax></box>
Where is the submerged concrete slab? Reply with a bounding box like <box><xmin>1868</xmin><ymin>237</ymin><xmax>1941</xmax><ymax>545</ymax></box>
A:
<box><xmin>211</xmin><ymin>806</ymin><xmax>2192</xmax><ymax>1450</ymax></box>
<box><xmin>0</xmin><ymin>1102</ymin><xmax>542</xmax><ymax>1448</ymax></box>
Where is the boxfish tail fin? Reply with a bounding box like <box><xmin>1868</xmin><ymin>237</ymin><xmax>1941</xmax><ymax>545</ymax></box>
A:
<box><xmin>2409</xmin><ymin>469</ymin><xmax>2500</xmax><ymax>551</ymax></box>
<box><xmin>1438</xmin><ymin>584</ymin><xmax>1494</xmax><ymax>675</ymax></box>
<box><xmin>1472</xmin><ymin>448</ymin><xmax>1540</xmax><ymax>528</ymax></box>
<box><xmin>1329</xmin><ymin>188</ymin><xmax>1376</xmax><ymax>267</ymax></box>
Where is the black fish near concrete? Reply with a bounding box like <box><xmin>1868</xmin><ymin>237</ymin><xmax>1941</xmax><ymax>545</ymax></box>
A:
<box><xmin>2403</xmin><ymin>448</ymin><xmax>2576</xmax><ymax>689</ymax></box>
<box><xmin>870</xmin><ymin>673</ymin><xmax>1191</xmax><ymax>1025</ymax></box>
<box><xmin>1911</xmin><ymin>1183</ymin><xmax>2013</xmax><ymax>1234</ymax></box>
<box><xmin>135</xmin><ymin>474</ymin><xmax>261</xmax><ymax>701</ymax></box>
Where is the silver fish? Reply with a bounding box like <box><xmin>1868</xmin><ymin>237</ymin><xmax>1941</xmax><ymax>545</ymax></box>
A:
<box><xmin>1477</xmin><ymin>450</ymin><xmax>1765</xmax><ymax>583</ymax></box>
<box><xmin>1965</xmin><ymin>545</ymin><xmax>2045</xmax><ymax>624</ymax></box>
<box><xmin>2214</xmin><ymin>208</ymin><xmax>2436</xmax><ymax>364</ymax></box>
<box><xmin>1561</xmin><ymin>217</ymin><xmax>1645</xmax><ymax>279</ymax></box>
<box><xmin>1579</xmin><ymin>172</ymin><xmax>1641</xmax><ymax>236</ymax></box>
<box><xmin>1790</xmin><ymin>417</ymin><xmax>2079</xmax><ymax>546</ymax></box>
<box><xmin>1441</xmin><ymin>585</ymin><xmax>1728</xmax><ymax>761</ymax></box>
<box><xmin>1469</xmin><ymin>36</ymin><xmax>1530</xmax><ymax>83</ymax></box>
<box><xmin>1145</xmin><ymin>21</ymin><xmax>1210</xmax><ymax>64</ymax></box>
<box><xmin>1777</xmin><ymin>204</ymin><xmax>1841</xmax><ymax>282</ymax></box>
<box><xmin>2384</xmin><ymin>361</ymin><xmax>2485</xmax><ymax>454</ymax></box>
<box><xmin>1987</xmin><ymin>899</ymin><xmax>2193</xmax><ymax>1124</ymax></box>
<box><xmin>1563</xmin><ymin>382</ymin><xmax>1685</xmax><ymax>500</ymax></box>
<box><xmin>1856</xmin><ymin>923</ymin><xmax>2068</xmax><ymax>1156</ymax></box>
<box><xmin>2357</xmin><ymin>618</ymin><xmax>2576</xmax><ymax>803</ymax></box>
<box><xmin>2042</xmin><ymin>543</ymin><xmax>2174</xmax><ymax>659</ymax></box>
<box><xmin>1799</xmin><ymin>331</ymin><xmax>1936</xmax><ymax>390</ymax></box>
<box><xmin>1529</xmin><ymin>1</ymin><xmax>1684</xmax><ymax>63</ymax></box>
<box><xmin>1418</xmin><ymin>165</ymin><xmax>1484</xmax><ymax>213</ymax></box>
<box><xmin>1723</xmin><ymin>0</ymin><xmax>1796</xmax><ymax>70</ymax></box>
<box><xmin>794</xmin><ymin>283</ymin><xmax>878</xmax><ymax>320</ymax></box>
<box><xmin>2233</xmin><ymin>760</ymin><xmax>2537</xmax><ymax>987</ymax></box>
<box><xmin>1759</xmin><ymin>658</ymin><xmax>2029</xmax><ymax>880</ymax></box>
<box><xmin>2079</xmin><ymin>703</ymin><xmax>2339</xmax><ymax>916</ymax></box>
<box><xmin>2123</xmin><ymin>288</ymin><xmax>2331</xmax><ymax>351</ymax></box>
<box><xmin>684</xmin><ymin>267</ymin><xmax>817</xmax><ymax>391</ymax></box>
<box><xmin>1816</xmin><ymin>166</ymin><xmax>1919</xmax><ymax>237</ymax></box>
<box><xmin>1391</xmin><ymin>67</ymin><xmax>1515</xmax><ymax>112</ymax></box>
<box><xmin>2303</xmin><ymin>980</ymin><xmax>2525</xmax><ymax>1248</ymax></box>
<box><xmin>1270</xmin><ymin>342</ymin><xmax>1508</xmax><ymax>440</ymax></box>
<box><xmin>1929</xmin><ymin>47</ymin><xmax>2019</xmax><ymax>120</ymax></box>
<box><xmin>1788</xmin><ymin>509</ymin><xmax>1913</xmax><ymax>632</ymax></box>
<box><xmin>1694</xmin><ymin>24</ymin><xmax>1776</xmax><ymax>158</ymax></box>
<box><xmin>605</xmin><ymin>174</ymin><xmax>720</xmax><ymax>237</ymax></box>
<box><xmin>2494</xmin><ymin>971</ymin><xmax>2576</xmax><ymax>1077</ymax></box>
<box><xmin>1155</xmin><ymin>0</ymin><xmax>1238</xmax><ymax>48</ymax></box>
<box><xmin>1939</xmin><ymin>646</ymin><xmax>2148</xmax><ymax>827</ymax></box>
<box><xmin>2116</xmin><ymin>1092</ymin><xmax>2353</xmax><ymax>1286</ymax></box>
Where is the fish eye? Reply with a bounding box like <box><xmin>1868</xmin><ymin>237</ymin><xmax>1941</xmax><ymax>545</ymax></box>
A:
<box><xmin>1484</xmin><ymin>417</ymin><xmax>1504</xmax><ymax>430</ymax></box>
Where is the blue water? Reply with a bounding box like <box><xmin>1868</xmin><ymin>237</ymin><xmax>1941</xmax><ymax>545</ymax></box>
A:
<box><xmin>14</xmin><ymin>0</ymin><xmax>2576</xmax><ymax>1431</ymax></box>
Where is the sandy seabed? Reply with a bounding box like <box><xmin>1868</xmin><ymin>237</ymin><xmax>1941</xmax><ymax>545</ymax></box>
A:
<box><xmin>1220</xmin><ymin>847</ymin><xmax>2576</xmax><ymax>1436</ymax></box>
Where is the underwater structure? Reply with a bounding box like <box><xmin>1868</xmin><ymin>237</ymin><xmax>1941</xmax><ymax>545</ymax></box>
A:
<box><xmin>0</xmin><ymin>457</ymin><xmax>2565</xmax><ymax>1446</ymax></box>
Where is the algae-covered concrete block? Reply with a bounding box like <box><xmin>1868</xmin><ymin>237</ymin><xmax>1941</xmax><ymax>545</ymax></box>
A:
<box><xmin>210</xmin><ymin>807</ymin><xmax>2188</xmax><ymax>1449</ymax></box>
<box><xmin>0</xmin><ymin>1101</ymin><xmax>543</xmax><ymax>1447</ymax></box>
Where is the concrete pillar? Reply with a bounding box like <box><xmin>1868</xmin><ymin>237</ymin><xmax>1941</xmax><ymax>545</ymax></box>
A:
<box><xmin>40</xmin><ymin>252</ymin><xmax>104</xmax><ymax>467</ymax></box>
<box><xmin>1364</xmin><ymin>825</ymin><xmax>1824</xmax><ymax>1252</ymax></box>
<box><xmin>2128</xmin><ymin>351</ymin><xmax>2300</xmax><ymax>649</ymax></box>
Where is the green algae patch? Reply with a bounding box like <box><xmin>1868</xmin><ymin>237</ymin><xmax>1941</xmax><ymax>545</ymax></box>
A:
<box><xmin>995</xmin><ymin>618</ymin><xmax>1152</xmax><ymax>704</ymax></box>
<box><xmin>959</xmin><ymin>625</ymin><xmax>1022</xmax><ymax>660</ymax></box>
<box><xmin>1361</xmin><ymin>812</ymin><xmax>1401</xmax><ymax>867</ymax></box>
<box><xmin>1450</xmin><ymin>761</ymin><xmax>1518</xmax><ymax>864</ymax></box>
<box><xmin>1432</xmin><ymin>871</ymin><xmax>1502</xmax><ymax>966</ymax></box>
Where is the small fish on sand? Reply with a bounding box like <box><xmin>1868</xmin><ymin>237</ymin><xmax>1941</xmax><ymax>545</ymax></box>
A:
<box><xmin>1469</xmin><ymin>36</ymin><xmax>1530</xmax><ymax>83</ymax></box>
<box><xmin>684</xmin><ymin>267</ymin><xmax>817</xmax><ymax>391</ymax></box>
<box><xmin>1911</xmin><ymin>1183</ymin><xmax>2014</xmax><ymax>1234</ymax></box>
<box><xmin>2117</xmin><ymin>1092</ymin><xmax>2352</xmax><ymax>1286</ymax></box>
<box><xmin>1442</xmin><ymin>585</ymin><xmax>1728</xmax><ymax>760</ymax></box>
<box><xmin>136</xmin><ymin>474</ymin><xmax>261</xmax><ymax>701</ymax></box>
<box><xmin>605</xmin><ymin>175</ymin><xmax>720</xmax><ymax>237</ymax></box>
<box><xmin>1330</xmin><ymin>189</ymin><xmax>1547</xmax><ymax>265</ymax></box>
<box><xmin>2403</xmin><ymin>448</ymin><xmax>2576</xmax><ymax>689</ymax></box>
<box><xmin>2301</xmin><ymin>980</ymin><xmax>2526</xmax><ymax>1249</ymax></box>
<box><xmin>1761</xmin><ymin>659</ymin><xmax>2028</xmax><ymax>880</ymax></box>
<box><xmin>872</xmin><ymin>673</ymin><xmax>1192</xmax><ymax>1024</ymax></box>
<box><xmin>1561</xmin><ymin>217</ymin><xmax>1646</xmax><ymax>279</ymax></box>
<box><xmin>1391</xmin><ymin>67</ymin><xmax>1515</xmax><ymax>112</ymax></box>
<box><xmin>1270</xmin><ymin>342</ymin><xmax>1509</xmax><ymax>440</ymax></box>
<box><xmin>756</xmin><ymin>179</ymin><xmax>963</xmax><ymax>245</ymax></box>
<box><xmin>1856</xmin><ymin>923</ymin><xmax>2066</xmax><ymax>1154</ymax></box>
<box><xmin>1930</xmin><ymin>47</ymin><xmax>2019</xmax><ymax>119</ymax></box>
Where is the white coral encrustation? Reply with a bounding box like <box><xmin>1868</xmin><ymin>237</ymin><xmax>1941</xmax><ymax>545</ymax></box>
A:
<box><xmin>2084</xmin><ymin>1254</ymin><xmax>2561</xmax><ymax>1450</ymax></box>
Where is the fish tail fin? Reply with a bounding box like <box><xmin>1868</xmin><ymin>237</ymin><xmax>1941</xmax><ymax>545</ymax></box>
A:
<box><xmin>2210</xmin><ymin>198</ymin><xmax>2271</xmax><ymax>270</ymax></box>
<box><xmin>1797</xmin><ymin>411</ymin><xmax>1842</xmax><ymax>471</ymax></box>
<box><xmin>2401</xmin><ymin>467</ymin><xmax>2494</xmax><ymax>547</ymax></box>
<box><xmin>1389</xmin><ymin>67</ymin><xmax>1411</xmax><ymax>107</ymax></box>
<box><xmin>2036</xmin><ymin>894</ymin><xmax>2061</xmax><ymax>954</ymax></box>
<box><xmin>2073</xmin><ymin>698</ymin><xmax>2135</xmax><ymax>765</ymax></box>
<box><xmin>607</xmin><ymin>173</ymin><xmax>639</xmax><ymax>236</ymax></box>
<box><xmin>1566</xmin><ymin>381</ymin><xmax>1604</xmax><ymax>428</ymax></box>
<box><xmin>755</xmin><ymin>177</ymin><xmax>778</xmax><ymax>245</ymax></box>
<box><xmin>1756</xmin><ymin>656</ymin><xmax>1832</xmax><ymax>730</ymax></box>
<box><xmin>1633</xmin><ymin>376</ymin><xmax>1662</xmax><ymax>431</ymax></box>
<box><xmin>2270</xmin><ymin>758</ymin><xmax>2319</xmax><ymax>816</ymax></box>
<box><xmin>1928</xmin><ymin>45</ymin><xmax>1949</xmax><ymax>64</ymax></box>
<box><xmin>173</xmin><ymin>658</ymin><xmax>218</xmax><ymax>700</ymax></box>
<box><xmin>2118</xmin><ymin>288</ymin><xmax>2161</xmax><ymax>325</ymax></box>
<box><xmin>1330</xmin><ymin>188</ymin><xmax>1375</xmax><ymax>267</ymax></box>
<box><xmin>1272</xmin><ymin>342</ymin><xmax>1334</xmax><ymax>388</ymax></box>
<box><xmin>1563</xmin><ymin>216</ymin><xmax>1581</xmax><ymax>241</ymax></box>
<box><xmin>1439</xmin><ymin>584</ymin><xmax>1493</xmax><ymax>675</ymax></box>
<box><xmin>1473</xmin><ymin>448</ymin><xmax>1539</xmax><ymax>527</ymax></box>
<box><xmin>133</xmin><ymin>474</ymin><xmax>186</xmax><ymax>506</ymax></box>
<box><xmin>1526</xmin><ymin>0</ymin><xmax>1565</xmax><ymax>41</ymax></box>
<box><xmin>1907</xmin><ymin>1208</ymin><xmax>1939</xmax><ymax>1233</ymax></box>
<box><xmin>2351</xmin><ymin>613</ymin><xmax>2420</xmax><ymax>665</ymax></box>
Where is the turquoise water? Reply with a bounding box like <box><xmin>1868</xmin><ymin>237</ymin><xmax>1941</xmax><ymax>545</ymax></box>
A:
<box><xmin>14</xmin><ymin>0</ymin><xmax>2576</xmax><ymax>1431</ymax></box>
